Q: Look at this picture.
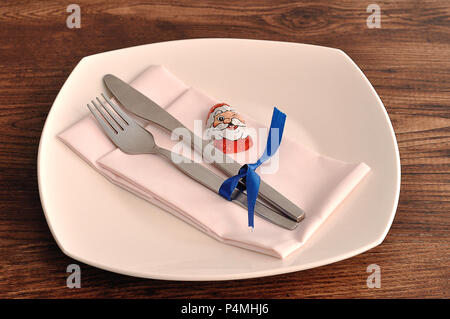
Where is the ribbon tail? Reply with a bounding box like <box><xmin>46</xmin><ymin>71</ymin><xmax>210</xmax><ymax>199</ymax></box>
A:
<box><xmin>245</xmin><ymin>169</ymin><xmax>261</xmax><ymax>228</ymax></box>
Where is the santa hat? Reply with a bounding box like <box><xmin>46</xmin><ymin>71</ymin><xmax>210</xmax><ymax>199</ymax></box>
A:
<box><xmin>206</xmin><ymin>103</ymin><xmax>233</xmax><ymax>128</ymax></box>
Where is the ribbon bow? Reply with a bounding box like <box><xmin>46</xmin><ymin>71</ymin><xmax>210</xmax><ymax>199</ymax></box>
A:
<box><xmin>218</xmin><ymin>107</ymin><xmax>286</xmax><ymax>228</ymax></box>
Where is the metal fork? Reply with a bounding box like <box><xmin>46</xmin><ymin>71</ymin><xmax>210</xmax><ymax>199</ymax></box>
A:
<box><xmin>87</xmin><ymin>94</ymin><xmax>298</xmax><ymax>230</ymax></box>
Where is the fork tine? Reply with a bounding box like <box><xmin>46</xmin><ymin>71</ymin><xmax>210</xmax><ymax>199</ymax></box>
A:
<box><xmin>102</xmin><ymin>93</ymin><xmax>131</xmax><ymax>124</ymax></box>
<box><xmin>91</xmin><ymin>99</ymin><xmax>122</xmax><ymax>132</ymax></box>
<box><xmin>87</xmin><ymin>103</ymin><xmax>116</xmax><ymax>138</ymax></box>
<box><xmin>96</xmin><ymin>97</ymin><xmax>126</xmax><ymax>129</ymax></box>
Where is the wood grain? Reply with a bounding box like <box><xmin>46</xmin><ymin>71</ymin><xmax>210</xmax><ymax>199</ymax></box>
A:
<box><xmin>0</xmin><ymin>0</ymin><xmax>448</xmax><ymax>298</ymax></box>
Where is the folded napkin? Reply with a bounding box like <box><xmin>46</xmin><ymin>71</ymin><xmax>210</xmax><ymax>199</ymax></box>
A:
<box><xmin>58</xmin><ymin>65</ymin><xmax>370</xmax><ymax>258</ymax></box>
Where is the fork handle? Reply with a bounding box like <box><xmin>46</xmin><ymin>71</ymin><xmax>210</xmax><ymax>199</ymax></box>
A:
<box><xmin>155</xmin><ymin>147</ymin><xmax>298</xmax><ymax>230</ymax></box>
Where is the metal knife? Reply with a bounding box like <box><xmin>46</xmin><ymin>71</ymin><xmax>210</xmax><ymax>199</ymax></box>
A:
<box><xmin>103</xmin><ymin>74</ymin><xmax>305</xmax><ymax>222</ymax></box>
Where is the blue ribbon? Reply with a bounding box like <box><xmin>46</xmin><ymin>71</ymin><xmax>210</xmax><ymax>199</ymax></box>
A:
<box><xmin>218</xmin><ymin>107</ymin><xmax>286</xmax><ymax>228</ymax></box>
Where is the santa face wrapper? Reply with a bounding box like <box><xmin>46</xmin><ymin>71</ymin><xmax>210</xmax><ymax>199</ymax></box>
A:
<box><xmin>204</xmin><ymin>103</ymin><xmax>253</xmax><ymax>154</ymax></box>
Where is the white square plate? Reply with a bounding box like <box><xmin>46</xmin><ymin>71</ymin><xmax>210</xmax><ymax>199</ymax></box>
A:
<box><xmin>38</xmin><ymin>39</ymin><xmax>400</xmax><ymax>280</ymax></box>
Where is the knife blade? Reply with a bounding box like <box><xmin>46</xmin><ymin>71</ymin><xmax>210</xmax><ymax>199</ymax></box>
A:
<box><xmin>103</xmin><ymin>74</ymin><xmax>305</xmax><ymax>222</ymax></box>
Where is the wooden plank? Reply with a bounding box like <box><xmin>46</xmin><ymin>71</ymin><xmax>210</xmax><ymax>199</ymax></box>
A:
<box><xmin>0</xmin><ymin>0</ymin><xmax>448</xmax><ymax>298</ymax></box>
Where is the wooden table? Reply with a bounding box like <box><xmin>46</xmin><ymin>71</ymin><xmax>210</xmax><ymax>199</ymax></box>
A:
<box><xmin>0</xmin><ymin>0</ymin><xmax>448</xmax><ymax>298</ymax></box>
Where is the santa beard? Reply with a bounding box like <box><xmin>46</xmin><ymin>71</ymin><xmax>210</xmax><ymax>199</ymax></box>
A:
<box><xmin>205</xmin><ymin>122</ymin><xmax>249</xmax><ymax>141</ymax></box>
<box><xmin>205</xmin><ymin>119</ymin><xmax>253</xmax><ymax>153</ymax></box>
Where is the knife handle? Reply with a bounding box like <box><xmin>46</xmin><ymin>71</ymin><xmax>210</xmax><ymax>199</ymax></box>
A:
<box><xmin>156</xmin><ymin>147</ymin><xmax>298</xmax><ymax>230</ymax></box>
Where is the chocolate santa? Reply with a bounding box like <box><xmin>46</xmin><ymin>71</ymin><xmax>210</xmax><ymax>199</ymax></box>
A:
<box><xmin>204</xmin><ymin>103</ymin><xmax>253</xmax><ymax>154</ymax></box>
